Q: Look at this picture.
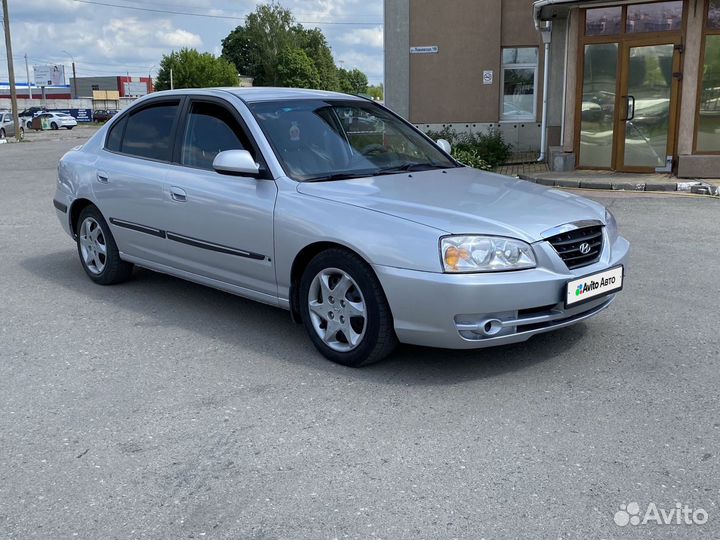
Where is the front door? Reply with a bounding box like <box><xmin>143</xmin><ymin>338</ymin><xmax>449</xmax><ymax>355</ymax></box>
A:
<box><xmin>615</xmin><ymin>40</ymin><xmax>681</xmax><ymax>172</ymax></box>
<box><xmin>158</xmin><ymin>97</ymin><xmax>278</xmax><ymax>300</ymax></box>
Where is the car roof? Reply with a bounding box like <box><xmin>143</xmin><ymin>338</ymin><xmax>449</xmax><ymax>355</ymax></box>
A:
<box><xmin>145</xmin><ymin>87</ymin><xmax>365</xmax><ymax>104</ymax></box>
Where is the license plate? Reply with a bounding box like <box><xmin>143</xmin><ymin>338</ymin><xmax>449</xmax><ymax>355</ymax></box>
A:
<box><xmin>565</xmin><ymin>265</ymin><xmax>624</xmax><ymax>307</ymax></box>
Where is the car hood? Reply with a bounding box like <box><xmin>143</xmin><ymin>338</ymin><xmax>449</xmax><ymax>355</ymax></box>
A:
<box><xmin>296</xmin><ymin>167</ymin><xmax>607</xmax><ymax>243</ymax></box>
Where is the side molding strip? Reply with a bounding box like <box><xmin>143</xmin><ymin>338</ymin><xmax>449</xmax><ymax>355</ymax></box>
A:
<box><xmin>109</xmin><ymin>218</ymin><xmax>166</xmax><ymax>238</ymax></box>
<box><xmin>109</xmin><ymin>217</ymin><xmax>266</xmax><ymax>260</ymax></box>
<box><xmin>166</xmin><ymin>232</ymin><xmax>266</xmax><ymax>260</ymax></box>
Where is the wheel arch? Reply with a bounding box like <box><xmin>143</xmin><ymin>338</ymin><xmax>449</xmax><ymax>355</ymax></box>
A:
<box><xmin>68</xmin><ymin>198</ymin><xmax>97</xmax><ymax>237</ymax></box>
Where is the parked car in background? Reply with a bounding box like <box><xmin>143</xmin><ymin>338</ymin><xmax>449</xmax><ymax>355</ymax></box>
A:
<box><xmin>0</xmin><ymin>111</ymin><xmax>24</xmax><ymax>139</ymax></box>
<box><xmin>93</xmin><ymin>110</ymin><xmax>118</xmax><ymax>123</ymax></box>
<box><xmin>35</xmin><ymin>112</ymin><xmax>78</xmax><ymax>130</ymax></box>
<box><xmin>53</xmin><ymin>88</ymin><xmax>629</xmax><ymax>367</ymax></box>
<box><xmin>19</xmin><ymin>107</ymin><xmax>47</xmax><ymax>128</ymax></box>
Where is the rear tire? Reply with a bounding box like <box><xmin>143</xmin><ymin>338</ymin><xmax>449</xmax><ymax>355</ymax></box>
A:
<box><xmin>76</xmin><ymin>205</ymin><xmax>134</xmax><ymax>285</ymax></box>
<box><xmin>51</xmin><ymin>122</ymin><xmax>58</xmax><ymax>130</ymax></box>
<box><xmin>299</xmin><ymin>248</ymin><xmax>397</xmax><ymax>367</ymax></box>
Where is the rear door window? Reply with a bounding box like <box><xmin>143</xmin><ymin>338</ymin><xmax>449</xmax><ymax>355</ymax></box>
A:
<box><xmin>119</xmin><ymin>101</ymin><xmax>180</xmax><ymax>161</ymax></box>
<box><xmin>106</xmin><ymin>115</ymin><xmax>127</xmax><ymax>152</ymax></box>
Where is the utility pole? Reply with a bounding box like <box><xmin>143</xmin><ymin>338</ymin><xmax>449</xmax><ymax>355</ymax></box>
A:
<box><xmin>24</xmin><ymin>53</ymin><xmax>32</xmax><ymax>99</ymax></box>
<box><xmin>62</xmin><ymin>50</ymin><xmax>76</xmax><ymax>99</ymax></box>
<box><xmin>170</xmin><ymin>68</ymin><xmax>174</xmax><ymax>90</ymax></box>
<box><xmin>2</xmin><ymin>0</ymin><xmax>22</xmax><ymax>141</ymax></box>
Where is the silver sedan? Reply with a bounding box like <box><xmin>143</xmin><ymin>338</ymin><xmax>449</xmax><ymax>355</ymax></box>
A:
<box><xmin>53</xmin><ymin>88</ymin><xmax>629</xmax><ymax>366</ymax></box>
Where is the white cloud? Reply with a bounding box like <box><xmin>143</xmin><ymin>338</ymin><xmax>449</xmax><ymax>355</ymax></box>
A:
<box><xmin>156</xmin><ymin>27</ymin><xmax>203</xmax><ymax>48</ymax></box>
<box><xmin>337</xmin><ymin>27</ymin><xmax>383</xmax><ymax>48</ymax></box>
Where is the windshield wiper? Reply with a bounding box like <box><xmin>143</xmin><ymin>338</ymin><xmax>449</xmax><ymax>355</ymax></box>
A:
<box><xmin>303</xmin><ymin>171</ymin><xmax>375</xmax><ymax>182</ymax></box>
<box><xmin>373</xmin><ymin>163</ymin><xmax>451</xmax><ymax>175</ymax></box>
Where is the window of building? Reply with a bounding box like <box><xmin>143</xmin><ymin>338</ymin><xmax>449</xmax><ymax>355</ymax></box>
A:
<box><xmin>116</xmin><ymin>101</ymin><xmax>179</xmax><ymax>161</ymax></box>
<box><xmin>501</xmin><ymin>48</ymin><xmax>538</xmax><ymax>121</ymax></box>
<box><xmin>585</xmin><ymin>7</ymin><xmax>622</xmax><ymax>36</ymax></box>
<box><xmin>626</xmin><ymin>1</ymin><xmax>683</xmax><ymax>33</ymax></box>
<box><xmin>584</xmin><ymin>2</ymin><xmax>683</xmax><ymax>36</ymax></box>
<box><xmin>697</xmin><ymin>0</ymin><xmax>720</xmax><ymax>152</ymax></box>
<box><xmin>91</xmin><ymin>84</ymin><xmax>100</xmax><ymax>91</ymax></box>
<box><xmin>180</xmin><ymin>101</ymin><xmax>250</xmax><ymax>170</ymax></box>
<box><xmin>710</xmin><ymin>0</ymin><xmax>720</xmax><ymax>29</ymax></box>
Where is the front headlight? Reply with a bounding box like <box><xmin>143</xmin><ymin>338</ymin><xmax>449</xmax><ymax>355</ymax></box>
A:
<box><xmin>605</xmin><ymin>209</ymin><xmax>618</xmax><ymax>243</ymax></box>
<box><xmin>440</xmin><ymin>235</ymin><xmax>536</xmax><ymax>273</ymax></box>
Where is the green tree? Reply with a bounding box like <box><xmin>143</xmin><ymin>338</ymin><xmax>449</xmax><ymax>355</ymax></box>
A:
<box><xmin>366</xmin><ymin>83</ymin><xmax>384</xmax><ymax>101</ymax></box>
<box><xmin>337</xmin><ymin>68</ymin><xmax>369</xmax><ymax>95</ymax></box>
<box><xmin>297</xmin><ymin>27</ymin><xmax>338</xmax><ymax>90</ymax></box>
<box><xmin>221</xmin><ymin>3</ymin><xmax>296</xmax><ymax>86</ymax></box>
<box><xmin>276</xmin><ymin>48</ymin><xmax>321</xmax><ymax>88</ymax></box>
<box><xmin>221</xmin><ymin>2</ymin><xmax>370</xmax><ymax>92</ymax></box>
<box><xmin>155</xmin><ymin>48</ymin><xmax>238</xmax><ymax>90</ymax></box>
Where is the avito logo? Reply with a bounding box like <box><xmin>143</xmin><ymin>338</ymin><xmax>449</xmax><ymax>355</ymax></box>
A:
<box><xmin>575</xmin><ymin>275</ymin><xmax>617</xmax><ymax>296</ymax></box>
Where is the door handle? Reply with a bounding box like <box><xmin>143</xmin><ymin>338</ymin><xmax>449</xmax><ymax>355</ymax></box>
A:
<box><xmin>169</xmin><ymin>186</ymin><xmax>187</xmax><ymax>202</ymax></box>
<box><xmin>619</xmin><ymin>95</ymin><xmax>636</xmax><ymax>122</ymax></box>
<box><xmin>96</xmin><ymin>171</ymin><xmax>109</xmax><ymax>183</ymax></box>
<box><xmin>626</xmin><ymin>95</ymin><xmax>636</xmax><ymax>121</ymax></box>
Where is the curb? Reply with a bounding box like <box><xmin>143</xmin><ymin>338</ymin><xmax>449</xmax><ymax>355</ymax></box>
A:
<box><xmin>517</xmin><ymin>174</ymin><xmax>720</xmax><ymax>197</ymax></box>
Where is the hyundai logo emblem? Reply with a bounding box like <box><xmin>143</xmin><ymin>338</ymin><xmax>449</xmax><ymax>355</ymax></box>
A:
<box><xmin>579</xmin><ymin>242</ymin><xmax>592</xmax><ymax>255</ymax></box>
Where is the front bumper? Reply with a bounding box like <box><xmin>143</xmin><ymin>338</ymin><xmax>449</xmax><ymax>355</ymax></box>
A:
<box><xmin>375</xmin><ymin>234</ymin><xmax>629</xmax><ymax>349</ymax></box>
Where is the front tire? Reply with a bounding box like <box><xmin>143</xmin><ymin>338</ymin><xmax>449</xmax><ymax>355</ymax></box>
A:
<box><xmin>299</xmin><ymin>249</ymin><xmax>397</xmax><ymax>367</ymax></box>
<box><xmin>0</xmin><ymin>128</ymin><xmax>5</xmax><ymax>139</ymax></box>
<box><xmin>65</xmin><ymin>126</ymin><xmax>74</xmax><ymax>130</ymax></box>
<box><xmin>76</xmin><ymin>206</ymin><xmax>133</xmax><ymax>285</ymax></box>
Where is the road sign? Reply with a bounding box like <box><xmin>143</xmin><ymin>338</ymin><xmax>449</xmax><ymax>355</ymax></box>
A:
<box><xmin>483</xmin><ymin>70</ymin><xmax>494</xmax><ymax>85</ymax></box>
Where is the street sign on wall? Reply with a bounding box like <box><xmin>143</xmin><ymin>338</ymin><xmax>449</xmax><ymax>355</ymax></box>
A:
<box><xmin>410</xmin><ymin>46</ymin><xmax>439</xmax><ymax>54</ymax></box>
<box><xmin>33</xmin><ymin>64</ymin><xmax>66</xmax><ymax>86</ymax></box>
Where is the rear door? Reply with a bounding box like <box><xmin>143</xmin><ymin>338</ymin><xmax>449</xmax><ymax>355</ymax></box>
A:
<box><xmin>156</xmin><ymin>97</ymin><xmax>278</xmax><ymax>299</ymax></box>
<box><xmin>93</xmin><ymin>98</ymin><xmax>183</xmax><ymax>265</ymax></box>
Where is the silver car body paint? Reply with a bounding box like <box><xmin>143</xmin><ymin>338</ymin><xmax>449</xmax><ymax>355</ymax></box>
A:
<box><xmin>54</xmin><ymin>88</ymin><xmax>629</xmax><ymax>349</ymax></box>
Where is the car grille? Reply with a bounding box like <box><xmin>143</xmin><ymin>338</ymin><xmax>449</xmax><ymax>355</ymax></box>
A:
<box><xmin>546</xmin><ymin>225</ymin><xmax>603</xmax><ymax>269</ymax></box>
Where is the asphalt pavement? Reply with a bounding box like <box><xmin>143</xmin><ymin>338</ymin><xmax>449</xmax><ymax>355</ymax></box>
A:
<box><xmin>1</xmin><ymin>133</ymin><xmax>719</xmax><ymax>539</ymax></box>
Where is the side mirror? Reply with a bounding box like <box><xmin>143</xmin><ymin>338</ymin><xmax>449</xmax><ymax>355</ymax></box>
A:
<box><xmin>212</xmin><ymin>149</ymin><xmax>260</xmax><ymax>176</ymax></box>
<box><xmin>436</xmin><ymin>138</ymin><xmax>452</xmax><ymax>154</ymax></box>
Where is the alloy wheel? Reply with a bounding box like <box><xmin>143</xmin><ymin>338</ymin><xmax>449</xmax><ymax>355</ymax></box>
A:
<box><xmin>307</xmin><ymin>267</ymin><xmax>367</xmax><ymax>352</ymax></box>
<box><xmin>79</xmin><ymin>217</ymin><xmax>107</xmax><ymax>274</ymax></box>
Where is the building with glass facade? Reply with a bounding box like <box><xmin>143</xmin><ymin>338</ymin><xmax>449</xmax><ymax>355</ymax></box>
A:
<box><xmin>384</xmin><ymin>0</ymin><xmax>720</xmax><ymax>177</ymax></box>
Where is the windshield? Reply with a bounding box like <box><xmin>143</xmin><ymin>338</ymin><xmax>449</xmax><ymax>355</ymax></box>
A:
<box><xmin>248</xmin><ymin>99</ymin><xmax>457</xmax><ymax>181</ymax></box>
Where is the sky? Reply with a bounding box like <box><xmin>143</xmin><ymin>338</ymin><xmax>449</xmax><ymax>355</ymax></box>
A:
<box><xmin>0</xmin><ymin>0</ymin><xmax>384</xmax><ymax>85</ymax></box>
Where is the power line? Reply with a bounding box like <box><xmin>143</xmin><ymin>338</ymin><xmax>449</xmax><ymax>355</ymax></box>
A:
<box><xmin>70</xmin><ymin>0</ymin><xmax>383</xmax><ymax>25</ymax></box>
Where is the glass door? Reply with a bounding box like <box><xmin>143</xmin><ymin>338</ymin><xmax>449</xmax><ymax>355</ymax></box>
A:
<box><xmin>616</xmin><ymin>40</ymin><xmax>681</xmax><ymax>172</ymax></box>
<box><xmin>578</xmin><ymin>43</ymin><xmax>619</xmax><ymax>168</ymax></box>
